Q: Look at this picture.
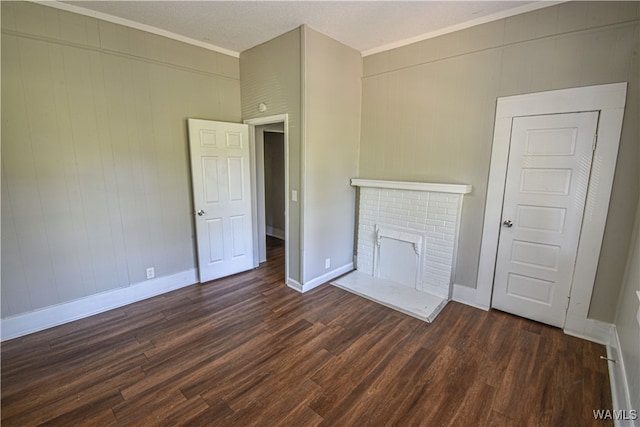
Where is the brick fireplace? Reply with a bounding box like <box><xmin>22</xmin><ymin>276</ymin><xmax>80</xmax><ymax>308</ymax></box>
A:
<box><xmin>333</xmin><ymin>179</ymin><xmax>471</xmax><ymax>322</ymax></box>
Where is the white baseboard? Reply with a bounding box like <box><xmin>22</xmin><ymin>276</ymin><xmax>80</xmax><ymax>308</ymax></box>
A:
<box><xmin>451</xmin><ymin>283</ymin><xmax>489</xmax><ymax>311</ymax></box>
<box><xmin>287</xmin><ymin>263</ymin><xmax>354</xmax><ymax>293</ymax></box>
<box><xmin>286</xmin><ymin>278</ymin><xmax>303</xmax><ymax>292</ymax></box>
<box><xmin>1</xmin><ymin>269</ymin><xmax>198</xmax><ymax>341</ymax></box>
<box><xmin>266</xmin><ymin>226</ymin><xmax>285</xmax><ymax>240</ymax></box>
<box><xmin>564</xmin><ymin>317</ymin><xmax>614</xmax><ymax>346</ymax></box>
<box><xmin>563</xmin><ymin>321</ymin><xmax>638</xmax><ymax>424</ymax></box>
<box><xmin>606</xmin><ymin>325</ymin><xmax>635</xmax><ymax>427</ymax></box>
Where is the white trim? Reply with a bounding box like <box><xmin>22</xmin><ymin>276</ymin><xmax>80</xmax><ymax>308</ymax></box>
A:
<box><xmin>32</xmin><ymin>0</ymin><xmax>239</xmax><ymax>58</ymax></box>
<box><xmin>477</xmin><ymin>83</ymin><xmax>627</xmax><ymax>333</ymax></box>
<box><xmin>351</xmin><ymin>179</ymin><xmax>472</xmax><ymax>194</ymax></box>
<box><xmin>562</xmin><ymin>319</ymin><xmax>636</xmax><ymax>422</ymax></box>
<box><xmin>564</xmin><ymin>318</ymin><xmax>614</xmax><ymax>346</ymax></box>
<box><xmin>289</xmin><ymin>263</ymin><xmax>354</xmax><ymax>294</ymax></box>
<box><xmin>286</xmin><ymin>278</ymin><xmax>303</xmax><ymax>293</ymax></box>
<box><xmin>451</xmin><ymin>284</ymin><xmax>488</xmax><ymax>311</ymax></box>
<box><xmin>362</xmin><ymin>1</ymin><xmax>567</xmax><ymax>57</ymax></box>
<box><xmin>245</xmin><ymin>114</ymin><xmax>290</xmax><ymax>284</ymax></box>
<box><xmin>1</xmin><ymin>269</ymin><xmax>198</xmax><ymax>341</ymax></box>
<box><xmin>266</xmin><ymin>226</ymin><xmax>285</xmax><ymax>240</ymax></box>
<box><xmin>606</xmin><ymin>325</ymin><xmax>634</xmax><ymax>424</ymax></box>
<box><xmin>31</xmin><ymin>0</ymin><xmax>565</xmax><ymax>59</ymax></box>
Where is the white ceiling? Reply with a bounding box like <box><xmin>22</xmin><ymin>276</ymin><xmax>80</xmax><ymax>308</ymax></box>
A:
<box><xmin>56</xmin><ymin>1</ymin><xmax>555</xmax><ymax>57</ymax></box>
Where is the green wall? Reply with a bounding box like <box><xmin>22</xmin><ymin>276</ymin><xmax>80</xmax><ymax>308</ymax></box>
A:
<box><xmin>360</xmin><ymin>1</ymin><xmax>639</xmax><ymax>322</ymax></box>
<box><xmin>1</xmin><ymin>1</ymin><xmax>241</xmax><ymax>317</ymax></box>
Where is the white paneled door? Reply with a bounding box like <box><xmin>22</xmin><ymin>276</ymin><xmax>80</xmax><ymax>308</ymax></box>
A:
<box><xmin>491</xmin><ymin>112</ymin><xmax>599</xmax><ymax>328</ymax></box>
<box><xmin>188</xmin><ymin>119</ymin><xmax>255</xmax><ymax>283</ymax></box>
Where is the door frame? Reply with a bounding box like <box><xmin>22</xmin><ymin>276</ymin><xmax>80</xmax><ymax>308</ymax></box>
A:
<box><xmin>477</xmin><ymin>83</ymin><xmax>627</xmax><ymax>337</ymax></box>
<box><xmin>245</xmin><ymin>114</ymin><xmax>290</xmax><ymax>282</ymax></box>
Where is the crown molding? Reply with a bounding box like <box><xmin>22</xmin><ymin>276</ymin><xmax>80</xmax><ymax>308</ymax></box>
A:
<box><xmin>31</xmin><ymin>0</ymin><xmax>240</xmax><ymax>58</ymax></box>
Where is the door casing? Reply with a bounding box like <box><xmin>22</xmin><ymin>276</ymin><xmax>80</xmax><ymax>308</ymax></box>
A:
<box><xmin>245</xmin><ymin>114</ymin><xmax>290</xmax><ymax>285</ymax></box>
<box><xmin>477</xmin><ymin>83</ymin><xmax>627</xmax><ymax>339</ymax></box>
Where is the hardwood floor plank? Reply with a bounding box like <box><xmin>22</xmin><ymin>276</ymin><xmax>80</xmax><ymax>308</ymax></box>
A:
<box><xmin>1</xmin><ymin>237</ymin><xmax>613</xmax><ymax>426</ymax></box>
<box><xmin>492</xmin><ymin>328</ymin><xmax>542</xmax><ymax>416</ymax></box>
<box><xmin>447</xmin><ymin>381</ymin><xmax>498</xmax><ymax>427</ymax></box>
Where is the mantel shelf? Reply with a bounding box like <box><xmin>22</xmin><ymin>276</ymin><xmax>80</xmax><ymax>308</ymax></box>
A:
<box><xmin>351</xmin><ymin>179</ymin><xmax>472</xmax><ymax>194</ymax></box>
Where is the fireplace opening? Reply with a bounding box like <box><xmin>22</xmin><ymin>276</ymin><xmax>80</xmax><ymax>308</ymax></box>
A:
<box><xmin>374</xmin><ymin>225</ymin><xmax>424</xmax><ymax>290</ymax></box>
<box><xmin>378</xmin><ymin>237</ymin><xmax>419</xmax><ymax>288</ymax></box>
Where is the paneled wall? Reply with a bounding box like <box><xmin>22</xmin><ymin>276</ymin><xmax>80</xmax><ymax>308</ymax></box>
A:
<box><xmin>360</xmin><ymin>1</ymin><xmax>639</xmax><ymax>322</ymax></box>
<box><xmin>302</xmin><ymin>26</ymin><xmax>362</xmax><ymax>284</ymax></box>
<box><xmin>240</xmin><ymin>28</ymin><xmax>303</xmax><ymax>282</ymax></box>
<box><xmin>614</xmin><ymin>198</ymin><xmax>640</xmax><ymax>412</ymax></box>
<box><xmin>1</xmin><ymin>2</ymin><xmax>241</xmax><ymax>318</ymax></box>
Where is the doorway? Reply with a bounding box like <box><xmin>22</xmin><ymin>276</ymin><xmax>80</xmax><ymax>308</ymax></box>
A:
<box><xmin>263</xmin><ymin>131</ymin><xmax>286</xmax><ymax>241</ymax></box>
<box><xmin>245</xmin><ymin>115</ymin><xmax>289</xmax><ymax>280</ymax></box>
<box><xmin>477</xmin><ymin>83</ymin><xmax>626</xmax><ymax>336</ymax></box>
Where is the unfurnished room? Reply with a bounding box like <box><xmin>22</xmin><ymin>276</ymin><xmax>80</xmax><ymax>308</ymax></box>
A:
<box><xmin>1</xmin><ymin>1</ymin><xmax>639</xmax><ymax>425</ymax></box>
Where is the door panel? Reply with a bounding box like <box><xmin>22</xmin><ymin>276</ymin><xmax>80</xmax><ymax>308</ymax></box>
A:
<box><xmin>491</xmin><ymin>112</ymin><xmax>599</xmax><ymax>327</ymax></box>
<box><xmin>188</xmin><ymin>119</ymin><xmax>254</xmax><ymax>283</ymax></box>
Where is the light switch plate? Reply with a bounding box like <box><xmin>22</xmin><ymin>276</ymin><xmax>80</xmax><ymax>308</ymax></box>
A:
<box><xmin>292</xmin><ymin>190</ymin><xmax>297</xmax><ymax>202</ymax></box>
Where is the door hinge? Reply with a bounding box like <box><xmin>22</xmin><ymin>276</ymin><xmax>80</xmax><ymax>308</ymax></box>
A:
<box><xmin>566</xmin><ymin>296</ymin><xmax>571</xmax><ymax>310</ymax></box>
<box><xmin>592</xmin><ymin>133</ymin><xmax>598</xmax><ymax>151</ymax></box>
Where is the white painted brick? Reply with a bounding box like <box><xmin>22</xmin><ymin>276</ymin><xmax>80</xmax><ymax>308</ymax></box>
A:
<box><xmin>428</xmin><ymin>237</ymin><xmax>453</xmax><ymax>248</ymax></box>
<box><xmin>435</xmin><ymin>214</ymin><xmax>457</xmax><ymax>222</ymax></box>
<box><xmin>426</xmin><ymin>231</ymin><xmax>444</xmax><ymax>240</ymax></box>
<box><xmin>426</xmin><ymin>250</ymin><xmax>452</xmax><ymax>261</ymax></box>
<box><xmin>437</xmin><ymin>227</ymin><xmax>454</xmax><ymax>235</ymax></box>
<box><xmin>436</xmin><ymin>202</ymin><xmax>458</xmax><ymax>210</ymax></box>
<box><xmin>425</xmin><ymin>266</ymin><xmax>449</xmax><ymax>277</ymax></box>
<box><xmin>426</xmin><ymin>219</ymin><xmax>445</xmax><ymax>227</ymax></box>
<box><xmin>443</xmin><ymin>221</ymin><xmax>456</xmax><ymax>230</ymax></box>
<box><xmin>390</xmin><ymin>207</ymin><xmax>410</xmax><ymax>216</ymax></box>
<box><xmin>381</xmin><ymin>213</ymin><xmax>401</xmax><ymax>221</ymax></box>
<box><xmin>407</xmin><ymin>223</ymin><xmax>426</xmax><ymax>231</ymax></box>
<box><xmin>402</xmin><ymin>191</ymin><xmax>420</xmax><ymax>200</ymax></box>
<box><xmin>399</xmin><ymin>202</ymin><xmax>415</xmax><ymax>211</ymax></box>
<box><xmin>355</xmin><ymin>185</ymin><xmax>465</xmax><ymax>298</ymax></box>
<box><xmin>429</xmin><ymin>193</ymin><xmax>449</xmax><ymax>202</ymax></box>
<box><xmin>390</xmin><ymin>219</ymin><xmax>408</xmax><ymax>228</ymax></box>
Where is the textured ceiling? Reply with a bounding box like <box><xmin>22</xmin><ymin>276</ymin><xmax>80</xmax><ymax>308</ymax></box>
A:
<box><xmin>60</xmin><ymin>1</ymin><xmax>549</xmax><ymax>56</ymax></box>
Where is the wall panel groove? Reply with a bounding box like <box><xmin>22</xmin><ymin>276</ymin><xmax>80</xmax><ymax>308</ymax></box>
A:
<box><xmin>1</xmin><ymin>2</ymin><xmax>241</xmax><ymax>318</ymax></box>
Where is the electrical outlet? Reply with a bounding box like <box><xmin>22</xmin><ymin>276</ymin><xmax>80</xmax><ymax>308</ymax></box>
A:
<box><xmin>146</xmin><ymin>267</ymin><xmax>155</xmax><ymax>279</ymax></box>
<box><xmin>325</xmin><ymin>258</ymin><xmax>331</xmax><ymax>269</ymax></box>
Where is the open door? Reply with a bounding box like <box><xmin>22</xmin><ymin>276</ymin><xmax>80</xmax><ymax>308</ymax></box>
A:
<box><xmin>187</xmin><ymin>119</ymin><xmax>255</xmax><ymax>283</ymax></box>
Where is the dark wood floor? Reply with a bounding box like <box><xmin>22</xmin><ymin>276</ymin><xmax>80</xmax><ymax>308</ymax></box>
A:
<box><xmin>2</xmin><ymin>237</ymin><xmax>613</xmax><ymax>426</ymax></box>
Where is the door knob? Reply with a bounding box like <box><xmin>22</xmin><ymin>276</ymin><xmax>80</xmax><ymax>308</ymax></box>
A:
<box><xmin>502</xmin><ymin>220</ymin><xmax>513</xmax><ymax>228</ymax></box>
<box><xmin>197</xmin><ymin>209</ymin><xmax>205</xmax><ymax>216</ymax></box>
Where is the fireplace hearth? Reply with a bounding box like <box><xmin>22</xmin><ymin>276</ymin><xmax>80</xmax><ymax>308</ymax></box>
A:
<box><xmin>332</xmin><ymin>179</ymin><xmax>471</xmax><ymax>322</ymax></box>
